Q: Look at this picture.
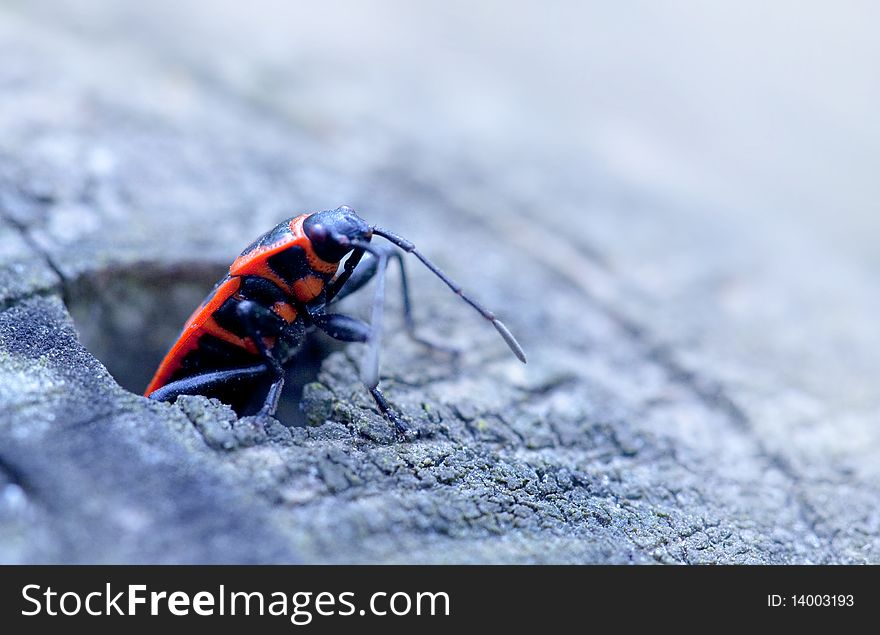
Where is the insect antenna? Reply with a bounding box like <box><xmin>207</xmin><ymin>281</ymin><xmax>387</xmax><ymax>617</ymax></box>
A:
<box><xmin>371</xmin><ymin>227</ymin><xmax>527</xmax><ymax>363</ymax></box>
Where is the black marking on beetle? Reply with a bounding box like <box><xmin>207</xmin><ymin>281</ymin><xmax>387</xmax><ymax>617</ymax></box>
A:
<box><xmin>239</xmin><ymin>220</ymin><xmax>293</xmax><ymax>257</ymax></box>
<box><xmin>239</xmin><ymin>275</ymin><xmax>290</xmax><ymax>305</ymax></box>
<box><xmin>267</xmin><ymin>245</ymin><xmax>314</xmax><ymax>288</ymax></box>
<box><xmin>212</xmin><ymin>296</ymin><xmax>246</xmax><ymax>338</ymax></box>
<box><xmin>172</xmin><ymin>334</ymin><xmax>259</xmax><ymax>382</ymax></box>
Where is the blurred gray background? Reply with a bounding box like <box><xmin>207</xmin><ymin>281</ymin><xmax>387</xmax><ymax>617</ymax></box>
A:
<box><xmin>16</xmin><ymin>0</ymin><xmax>877</xmax><ymax>410</ymax></box>
<box><xmin>1</xmin><ymin>1</ymin><xmax>878</xmax><ymax>562</ymax></box>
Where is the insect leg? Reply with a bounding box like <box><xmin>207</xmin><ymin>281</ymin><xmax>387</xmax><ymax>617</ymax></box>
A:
<box><xmin>326</xmin><ymin>247</ymin><xmax>377</xmax><ymax>304</ymax></box>
<box><xmin>325</xmin><ymin>247</ymin><xmax>366</xmax><ymax>303</ymax></box>
<box><xmin>329</xmin><ymin>244</ymin><xmax>459</xmax><ymax>356</ymax></box>
<box><xmin>311</xmin><ymin>312</ymin><xmax>408</xmax><ymax>433</ymax></box>
<box><xmin>369</xmin><ymin>386</ymin><xmax>408</xmax><ymax>434</ymax></box>
<box><xmin>373</xmin><ymin>227</ymin><xmax>527</xmax><ymax>363</ymax></box>
<box><xmin>148</xmin><ymin>363</ymin><xmax>270</xmax><ymax>403</ymax></box>
<box><xmin>311</xmin><ymin>312</ymin><xmax>371</xmax><ymax>342</ymax></box>
<box><xmin>236</xmin><ymin>300</ymin><xmax>287</xmax><ymax>418</ymax></box>
<box><xmin>386</xmin><ymin>247</ymin><xmax>460</xmax><ymax>356</ymax></box>
<box><xmin>358</xmin><ymin>246</ymin><xmax>389</xmax><ymax>392</ymax></box>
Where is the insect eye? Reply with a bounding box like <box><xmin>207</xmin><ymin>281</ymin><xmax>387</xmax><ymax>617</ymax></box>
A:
<box><xmin>309</xmin><ymin>223</ymin><xmax>347</xmax><ymax>249</ymax></box>
<box><xmin>310</xmin><ymin>224</ymin><xmax>329</xmax><ymax>243</ymax></box>
<box><xmin>304</xmin><ymin>211</ymin><xmax>360</xmax><ymax>262</ymax></box>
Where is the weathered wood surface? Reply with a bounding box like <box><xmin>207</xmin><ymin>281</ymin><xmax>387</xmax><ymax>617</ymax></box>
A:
<box><xmin>1</xmin><ymin>3</ymin><xmax>878</xmax><ymax>563</ymax></box>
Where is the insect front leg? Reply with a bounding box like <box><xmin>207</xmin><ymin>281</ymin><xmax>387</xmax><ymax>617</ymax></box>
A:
<box><xmin>311</xmin><ymin>311</ymin><xmax>408</xmax><ymax>434</ymax></box>
<box><xmin>328</xmin><ymin>243</ymin><xmax>459</xmax><ymax>357</ymax></box>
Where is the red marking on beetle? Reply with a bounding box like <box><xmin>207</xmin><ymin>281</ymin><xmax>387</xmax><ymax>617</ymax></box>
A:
<box><xmin>202</xmin><ymin>316</ymin><xmax>259</xmax><ymax>354</ymax></box>
<box><xmin>230</xmin><ymin>215</ymin><xmax>337</xmax><ymax>295</ymax></box>
<box><xmin>292</xmin><ymin>275</ymin><xmax>325</xmax><ymax>303</ymax></box>
<box><xmin>272</xmin><ymin>301</ymin><xmax>298</xmax><ymax>323</ymax></box>
<box><xmin>145</xmin><ymin>276</ymin><xmax>248</xmax><ymax>394</ymax></box>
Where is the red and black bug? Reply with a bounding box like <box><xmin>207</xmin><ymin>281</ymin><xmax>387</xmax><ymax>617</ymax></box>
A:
<box><xmin>145</xmin><ymin>205</ymin><xmax>526</xmax><ymax>431</ymax></box>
